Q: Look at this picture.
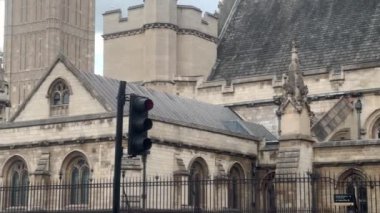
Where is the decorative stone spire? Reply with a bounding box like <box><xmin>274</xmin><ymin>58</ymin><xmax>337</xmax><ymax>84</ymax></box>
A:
<box><xmin>280</xmin><ymin>41</ymin><xmax>309</xmax><ymax>113</ymax></box>
<box><xmin>274</xmin><ymin>41</ymin><xmax>313</xmax><ymax>137</ymax></box>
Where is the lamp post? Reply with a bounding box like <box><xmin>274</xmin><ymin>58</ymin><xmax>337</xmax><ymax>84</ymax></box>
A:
<box><xmin>355</xmin><ymin>99</ymin><xmax>362</xmax><ymax>140</ymax></box>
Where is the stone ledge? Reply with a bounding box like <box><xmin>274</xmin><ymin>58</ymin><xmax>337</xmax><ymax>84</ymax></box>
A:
<box><xmin>279</xmin><ymin>134</ymin><xmax>315</xmax><ymax>143</ymax></box>
<box><xmin>314</xmin><ymin>139</ymin><xmax>380</xmax><ymax>148</ymax></box>
<box><xmin>314</xmin><ymin>159</ymin><xmax>380</xmax><ymax>167</ymax></box>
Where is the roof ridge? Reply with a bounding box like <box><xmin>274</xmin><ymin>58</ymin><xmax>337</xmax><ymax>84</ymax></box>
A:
<box><xmin>218</xmin><ymin>0</ymin><xmax>241</xmax><ymax>45</ymax></box>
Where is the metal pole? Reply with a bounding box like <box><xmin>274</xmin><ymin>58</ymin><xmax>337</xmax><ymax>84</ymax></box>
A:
<box><xmin>113</xmin><ymin>81</ymin><xmax>126</xmax><ymax>213</ymax></box>
<box><xmin>357</xmin><ymin>111</ymin><xmax>361</xmax><ymax>140</ymax></box>
<box><xmin>142</xmin><ymin>152</ymin><xmax>147</xmax><ymax>209</ymax></box>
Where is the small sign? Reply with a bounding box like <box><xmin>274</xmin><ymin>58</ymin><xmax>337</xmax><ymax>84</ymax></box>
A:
<box><xmin>334</xmin><ymin>194</ymin><xmax>355</xmax><ymax>205</ymax></box>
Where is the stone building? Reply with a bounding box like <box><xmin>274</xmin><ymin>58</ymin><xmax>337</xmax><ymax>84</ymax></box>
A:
<box><xmin>0</xmin><ymin>55</ymin><xmax>274</xmax><ymax>210</ymax></box>
<box><xmin>101</xmin><ymin>0</ymin><xmax>380</xmax><ymax>211</ymax></box>
<box><xmin>1</xmin><ymin>0</ymin><xmax>380</xmax><ymax>211</ymax></box>
<box><xmin>3</xmin><ymin>0</ymin><xmax>95</xmax><ymax>112</ymax></box>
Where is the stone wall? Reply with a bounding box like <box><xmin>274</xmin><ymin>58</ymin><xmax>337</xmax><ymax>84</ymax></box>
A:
<box><xmin>0</xmin><ymin>115</ymin><xmax>257</xmax><ymax>181</ymax></box>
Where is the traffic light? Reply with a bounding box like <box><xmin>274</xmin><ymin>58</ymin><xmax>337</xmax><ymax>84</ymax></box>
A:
<box><xmin>128</xmin><ymin>94</ymin><xmax>154</xmax><ymax>156</ymax></box>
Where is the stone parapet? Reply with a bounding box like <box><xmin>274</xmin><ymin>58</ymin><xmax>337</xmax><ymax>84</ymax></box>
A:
<box><xmin>103</xmin><ymin>1</ymin><xmax>217</xmax><ymax>38</ymax></box>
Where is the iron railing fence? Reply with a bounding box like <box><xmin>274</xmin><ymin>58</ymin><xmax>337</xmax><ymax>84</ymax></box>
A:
<box><xmin>0</xmin><ymin>174</ymin><xmax>379</xmax><ymax>212</ymax></box>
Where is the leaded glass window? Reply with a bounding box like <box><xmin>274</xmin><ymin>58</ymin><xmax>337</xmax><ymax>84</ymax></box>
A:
<box><xmin>9</xmin><ymin>161</ymin><xmax>29</xmax><ymax>207</ymax></box>
<box><xmin>229</xmin><ymin>164</ymin><xmax>245</xmax><ymax>209</ymax></box>
<box><xmin>70</xmin><ymin>158</ymin><xmax>90</xmax><ymax>205</ymax></box>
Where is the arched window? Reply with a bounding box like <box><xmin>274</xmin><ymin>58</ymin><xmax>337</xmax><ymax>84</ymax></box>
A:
<box><xmin>188</xmin><ymin>158</ymin><xmax>208</xmax><ymax>209</ymax></box>
<box><xmin>61</xmin><ymin>152</ymin><xmax>91</xmax><ymax>206</ymax></box>
<box><xmin>229</xmin><ymin>163</ymin><xmax>245</xmax><ymax>209</ymax></box>
<box><xmin>372</xmin><ymin>119</ymin><xmax>380</xmax><ymax>139</ymax></box>
<box><xmin>68</xmin><ymin>157</ymin><xmax>90</xmax><ymax>205</ymax></box>
<box><xmin>48</xmin><ymin>79</ymin><xmax>71</xmax><ymax>116</ymax></box>
<box><xmin>8</xmin><ymin>160</ymin><xmax>29</xmax><ymax>207</ymax></box>
<box><xmin>338</xmin><ymin>169</ymin><xmax>368</xmax><ymax>213</ymax></box>
<box><xmin>261</xmin><ymin>172</ymin><xmax>276</xmax><ymax>213</ymax></box>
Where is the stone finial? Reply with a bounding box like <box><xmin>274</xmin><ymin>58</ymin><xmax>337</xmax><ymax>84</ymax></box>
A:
<box><xmin>280</xmin><ymin>41</ymin><xmax>309</xmax><ymax>112</ymax></box>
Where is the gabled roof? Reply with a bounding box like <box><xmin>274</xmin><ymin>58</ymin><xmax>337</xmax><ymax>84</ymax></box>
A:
<box><xmin>210</xmin><ymin>0</ymin><xmax>380</xmax><ymax>81</ymax></box>
<box><xmin>10</xmin><ymin>55</ymin><xmax>272</xmax><ymax>140</ymax></box>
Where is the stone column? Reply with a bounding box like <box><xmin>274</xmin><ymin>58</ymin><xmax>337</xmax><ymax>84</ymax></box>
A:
<box><xmin>172</xmin><ymin>157</ymin><xmax>189</xmax><ymax>209</ymax></box>
<box><xmin>274</xmin><ymin>42</ymin><xmax>315</xmax><ymax>212</ymax></box>
<box><xmin>30</xmin><ymin>152</ymin><xmax>51</xmax><ymax>210</ymax></box>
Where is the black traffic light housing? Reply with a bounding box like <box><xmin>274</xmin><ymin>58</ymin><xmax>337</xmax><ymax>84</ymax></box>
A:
<box><xmin>128</xmin><ymin>94</ymin><xmax>154</xmax><ymax>156</ymax></box>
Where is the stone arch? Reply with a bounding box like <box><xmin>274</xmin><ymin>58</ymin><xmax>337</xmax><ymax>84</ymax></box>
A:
<box><xmin>1</xmin><ymin>155</ymin><xmax>29</xmax><ymax>180</ymax></box>
<box><xmin>336</xmin><ymin>168</ymin><xmax>368</xmax><ymax>212</ymax></box>
<box><xmin>228</xmin><ymin>162</ymin><xmax>246</xmax><ymax>209</ymax></box>
<box><xmin>46</xmin><ymin>78</ymin><xmax>73</xmax><ymax>98</ymax></box>
<box><xmin>60</xmin><ymin>150</ymin><xmax>91</xmax><ymax>180</ymax></box>
<box><xmin>337</xmin><ymin>168</ymin><xmax>368</xmax><ymax>184</ymax></box>
<box><xmin>260</xmin><ymin>172</ymin><xmax>275</xmax><ymax>190</ymax></box>
<box><xmin>329</xmin><ymin>128</ymin><xmax>351</xmax><ymax>141</ymax></box>
<box><xmin>47</xmin><ymin>78</ymin><xmax>72</xmax><ymax>116</ymax></box>
<box><xmin>60</xmin><ymin>150</ymin><xmax>91</xmax><ymax>205</ymax></box>
<box><xmin>188</xmin><ymin>157</ymin><xmax>209</xmax><ymax>208</ymax></box>
<box><xmin>260</xmin><ymin>172</ymin><xmax>276</xmax><ymax>212</ymax></box>
<box><xmin>188</xmin><ymin>157</ymin><xmax>209</xmax><ymax>178</ymax></box>
<box><xmin>1</xmin><ymin>155</ymin><xmax>30</xmax><ymax>208</ymax></box>
<box><xmin>228</xmin><ymin>162</ymin><xmax>246</xmax><ymax>179</ymax></box>
<box><xmin>364</xmin><ymin>109</ymin><xmax>380</xmax><ymax>139</ymax></box>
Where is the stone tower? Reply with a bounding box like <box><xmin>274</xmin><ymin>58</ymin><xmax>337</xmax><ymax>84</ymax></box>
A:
<box><xmin>0</xmin><ymin>52</ymin><xmax>9</xmax><ymax>122</ymax></box>
<box><xmin>103</xmin><ymin>0</ymin><xmax>218</xmax><ymax>83</ymax></box>
<box><xmin>3</xmin><ymin>0</ymin><xmax>95</xmax><ymax>111</ymax></box>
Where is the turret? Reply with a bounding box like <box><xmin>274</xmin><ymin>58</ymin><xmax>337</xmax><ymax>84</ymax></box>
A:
<box><xmin>103</xmin><ymin>0</ymin><xmax>218</xmax><ymax>83</ymax></box>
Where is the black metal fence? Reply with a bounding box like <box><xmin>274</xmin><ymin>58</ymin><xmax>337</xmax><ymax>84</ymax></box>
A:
<box><xmin>0</xmin><ymin>174</ymin><xmax>379</xmax><ymax>212</ymax></box>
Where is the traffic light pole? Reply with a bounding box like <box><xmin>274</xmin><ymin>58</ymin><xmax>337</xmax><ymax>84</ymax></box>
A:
<box><xmin>113</xmin><ymin>81</ymin><xmax>126</xmax><ymax>213</ymax></box>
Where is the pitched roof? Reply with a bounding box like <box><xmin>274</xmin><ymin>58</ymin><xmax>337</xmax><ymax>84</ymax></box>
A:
<box><xmin>78</xmin><ymin>69</ymin><xmax>265</xmax><ymax>139</ymax></box>
<box><xmin>209</xmin><ymin>0</ymin><xmax>380</xmax><ymax>81</ymax></box>
<box><xmin>10</xmin><ymin>55</ymin><xmax>272</xmax><ymax>140</ymax></box>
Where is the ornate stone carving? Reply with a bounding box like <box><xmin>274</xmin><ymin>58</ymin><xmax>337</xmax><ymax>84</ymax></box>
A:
<box><xmin>277</xmin><ymin>41</ymin><xmax>310</xmax><ymax>113</ymax></box>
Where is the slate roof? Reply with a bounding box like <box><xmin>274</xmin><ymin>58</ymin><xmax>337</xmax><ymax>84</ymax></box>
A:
<box><xmin>10</xmin><ymin>55</ymin><xmax>274</xmax><ymax>140</ymax></box>
<box><xmin>242</xmin><ymin>122</ymin><xmax>277</xmax><ymax>142</ymax></box>
<box><xmin>78</xmin><ymin>70</ymin><xmax>248</xmax><ymax>135</ymax></box>
<box><xmin>210</xmin><ymin>0</ymin><xmax>380</xmax><ymax>81</ymax></box>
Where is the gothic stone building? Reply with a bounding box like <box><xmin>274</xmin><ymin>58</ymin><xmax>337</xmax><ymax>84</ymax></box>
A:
<box><xmin>1</xmin><ymin>0</ymin><xmax>380</xmax><ymax>212</ymax></box>
<box><xmin>102</xmin><ymin>0</ymin><xmax>380</xmax><ymax>211</ymax></box>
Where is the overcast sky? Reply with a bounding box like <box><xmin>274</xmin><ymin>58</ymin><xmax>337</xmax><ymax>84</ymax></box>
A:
<box><xmin>0</xmin><ymin>0</ymin><xmax>219</xmax><ymax>74</ymax></box>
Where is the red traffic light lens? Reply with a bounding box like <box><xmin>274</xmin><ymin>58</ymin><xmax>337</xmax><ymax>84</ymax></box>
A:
<box><xmin>145</xmin><ymin>99</ymin><xmax>154</xmax><ymax>111</ymax></box>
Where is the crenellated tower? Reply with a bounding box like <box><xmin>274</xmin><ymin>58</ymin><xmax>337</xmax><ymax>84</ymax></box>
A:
<box><xmin>4</xmin><ymin>0</ymin><xmax>95</xmax><ymax>111</ymax></box>
<box><xmin>103</xmin><ymin>0</ymin><xmax>218</xmax><ymax>84</ymax></box>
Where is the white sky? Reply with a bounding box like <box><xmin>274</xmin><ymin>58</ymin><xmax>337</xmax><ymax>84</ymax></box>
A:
<box><xmin>0</xmin><ymin>0</ymin><xmax>219</xmax><ymax>74</ymax></box>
